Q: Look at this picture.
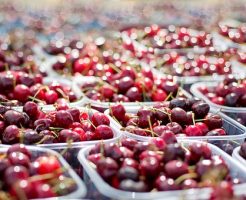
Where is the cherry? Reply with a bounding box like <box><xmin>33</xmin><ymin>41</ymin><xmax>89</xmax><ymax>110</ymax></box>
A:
<box><xmin>121</xmin><ymin>138</ymin><xmax>138</xmax><ymax>150</ymax></box>
<box><xmin>10</xmin><ymin>179</ymin><xmax>36</xmax><ymax>199</ymax></box>
<box><xmin>2</xmin><ymin>125</ymin><xmax>20</xmax><ymax>144</ymax></box>
<box><xmin>58</xmin><ymin>129</ymin><xmax>81</xmax><ymax>142</ymax></box>
<box><xmin>151</xmin><ymin>89</ymin><xmax>167</xmax><ymax>101</ymax></box>
<box><xmin>206</xmin><ymin>128</ymin><xmax>226</xmax><ymax>136</ymax></box>
<box><xmin>119</xmin><ymin>179</ymin><xmax>147</xmax><ymax>192</ymax></box>
<box><xmin>104</xmin><ymin>143</ymin><xmax>123</xmax><ymax>161</ymax></box>
<box><xmin>184</xmin><ymin>125</ymin><xmax>203</xmax><ymax>136</ymax></box>
<box><xmin>8</xmin><ymin>152</ymin><xmax>30</xmax><ymax>168</ymax></box>
<box><xmin>195</xmin><ymin>159</ymin><xmax>213</xmax><ymax>177</ymax></box>
<box><xmin>166</xmin><ymin>122</ymin><xmax>182</xmax><ymax>134</ymax></box>
<box><xmin>4</xmin><ymin>166</ymin><xmax>29</xmax><ymax>186</ymax></box>
<box><xmin>169</xmin><ymin>97</ymin><xmax>187</xmax><ymax>110</ymax></box>
<box><xmin>204</xmin><ymin>114</ymin><xmax>223</xmax><ymax>130</ymax></box>
<box><xmin>170</xmin><ymin>107</ymin><xmax>187</xmax><ymax>125</ymax></box>
<box><xmin>118</xmin><ymin>167</ymin><xmax>139</xmax><ymax>181</ymax></box>
<box><xmin>125</xmin><ymin>87</ymin><xmax>142</xmax><ymax>102</ymax></box>
<box><xmin>122</xmin><ymin>158</ymin><xmax>139</xmax><ymax>169</ymax></box>
<box><xmin>165</xmin><ymin>160</ymin><xmax>188</xmax><ymax>179</ymax></box>
<box><xmin>192</xmin><ymin>102</ymin><xmax>210</xmax><ymax>119</ymax></box>
<box><xmin>87</xmin><ymin>153</ymin><xmax>102</xmax><ymax>165</ymax></box>
<box><xmin>34</xmin><ymin>118</ymin><xmax>52</xmax><ymax>132</ymax></box>
<box><xmin>91</xmin><ymin>112</ymin><xmax>110</xmax><ymax>126</ymax></box>
<box><xmin>55</xmin><ymin>110</ymin><xmax>73</xmax><ymax>128</ymax></box>
<box><xmin>150</xmin><ymin>137</ymin><xmax>167</xmax><ymax>151</ymax></box>
<box><xmin>225</xmin><ymin>93</ymin><xmax>239</xmax><ymax>106</ymax></box>
<box><xmin>137</xmin><ymin>108</ymin><xmax>155</xmax><ymax>128</ymax></box>
<box><xmin>67</xmin><ymin>108</ymin><xmax>80</xmax><ymax>122</ymax></box>
<box><xmin>36</xmin><ymin>156</ymin><xmax>61</xmax><ymax>175</ymax></box>
<box><xmin>95</xmin><ymin>125</ymin><xmax>114</xmax><ymax>139</ymax></box>
<box><xmin>7</xmin><ymin>144</ymin><xmax>31</xmax><ymax>158</ymax></box>
<box><xmin>163</xmin><ymin>143</ymin><xmax>185</xmax><ymax>162</ymax></box>
<box><xmin>162</xmin><ymin>81</ymin><xmax>178</xmax><ymax>95</ymax></box>
<box><xmin>195</xmin><ymin>122</ymin><xmax>209</xmax><ymax>135</ymax></box>
<box><xmin>239</xmin><ymin>142</ymin><xmax>246</xmax><ymax>159</ymax></box>
<box><xmin>110</xmin><ymin>104</ymin><xmax>126</xmax><ymax>121</ymax></box>
<box><xmin>23</xmin><ymin>129</ymin><xmax>44</xmax><ymax>144</ymax></box>
<box><xmin>44</xmin><ymin>90</ymin><xmax>58</xmax><ymax>104</ymax></box>
<box><xmin>118</xmin><ymin>77</ymin><xmax>134</xmax><ymax>93</ymax></box>
<box><xmin>35</xmin><ymin>183</ymin><xmax>56</xmax><ymax>198</ymax></box>
<box><xmin>97</xmin><ymin>157</ymin><xmax>119</xmax><ymax>180</ymax></box>
<box><xmin>23</xmin><ymin>101</ymin><xmax>39</xmax><ymax>119</ymax></box>
<box><xmin>155</xmin><ymin>177</ymin><xmax>180</xmax><ymax>191</ymax></box>
<box><xmin>0</xmin><ymin>158</ymin><xmax>10</xmax><ymax>175</ymax></box>
<box><xmin>4</xmin><ymin>110</ymin><xmax>26</xmax><ymax>126</ymax></box>
<box><xmin>13</xmin><ymin>84</ymin><xmax>31</xmax><ymax>103</ymax></box>
<box><xmin>160</xmin><ymin>130</ymin><xmax>177</xmax><ymax>144</ymax></box>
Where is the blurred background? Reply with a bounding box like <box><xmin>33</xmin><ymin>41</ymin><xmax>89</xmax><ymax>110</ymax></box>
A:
<box><xmin>0</xmin><ymin>0</ymin><xmax>245</xmax><ymax>39</ymax></box>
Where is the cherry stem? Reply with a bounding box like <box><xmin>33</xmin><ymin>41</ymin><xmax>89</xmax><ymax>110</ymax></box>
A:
<box><xmin>56</xmin><ymin>88</ymin><xmax>69</xmax><ymax>101</ymax></box>
<box><xmin>164</xmin><ymin>92</ymin><xmax>173</xmax><ymax>102</ymax></box>
<box><xmin>192</xmin><ymin>112</ymin><xmax>195</xmax><ymax>125</ymax></box>
<box><xmin>147</xmin><ymin>116</ymin><xmax>154</xmax><ymax>137</ymax></box>
<box><xmin>60</xmin><ymin>140</ymin><xmax>73</xmax><ymax>156</ymax></box>
<box><xmin>174</xmin><ymin>172</ymin><xmax>198</xmax><ymax>185</ymax></box>
<box><xmin>108</xmin><ymin>63</ymin><xmax>121</xmax><ymax>73</ymax></box>
<box><xmin>28</xmin><ymin>96</ymin><xmax>45</xmax><ymax>104</ymax></box>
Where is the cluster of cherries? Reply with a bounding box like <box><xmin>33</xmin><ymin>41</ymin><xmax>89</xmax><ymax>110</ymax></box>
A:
<box><xmin>150</xmin><ymin>52</ymin><xmax>232</xmax><ymax>77</ymax></box>
<box><xmin>81</xmin><ymin>67</ymin><xmax>181</xmax><ymax>103</ymax></box>
<box><xmin>0</xmin><ymin>144</ymin><xmax>76</xmax><ymax>199</ymax></box>
<box><xmin>0</xmin><ymin>101</ymin><xmax>114</xmax><ymax>145</ymax></box>
<box><xmin>87</xmin><ymin>137</ymin><xmax>241</xmax><ymax>193</ymax></box>
<box><xmin>51</xmin><ymin>37</ymin><xmax>137</xmax><ymax>77</ymax></box>
<box><xmin>123</xmin><ymin>25</ymin><xmax>213</xmax><ymax>49</ymax></box>
<box><xmin>219</xmin><ymin>23</ymin><xmax>246</xmax><ymax>44</ymax></box>
<box><xmin>0</xmin><ymin>70</ymin><xmax>77</xmax><ymax>106</ymax></box>
<box><xmin>109</xmin><ymin>97</ymin><xmax>226</xmax><ymax>138</ymax></box>
<box><xmin>199</xmin><ymin>75</ymin><xmax>246</xmax><ymax>108</ymax></box>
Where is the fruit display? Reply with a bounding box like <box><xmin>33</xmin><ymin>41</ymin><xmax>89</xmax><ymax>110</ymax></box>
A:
<box><xmin>108</xmin><ymin>99</ymin><xmax>229</xmax><ymax>138</ymax></box>
<box><xmin>78</xmin><ymin>71</ymin><xmax>183</xmax><ymax>104</ymax></box>
<box><xmin>0</xmin><ymin>102</ymin><xmax>118</xmax><ymax>145</ymax></box>
<box><xmin>0</xmin><ymin>71</ymin><xmax>80</xmax><ymax>106</ymax></box>
<box><xmin>191</xmin><ymin>75</ymin><xmax>246</xmax><ymax>126</ymax></box>
<box><xmin>0</xmin><ymin>144</ymin><xmax>86</xmax><ymax>199</ymax></box>
<box><xmin>219</xmin><ymin>21</ymin><xmax>246</xmax><ymax>44</ymax></box>
<box><xmin>49</xmin><ymin>36</ymin><xmax>138</xmax><ymax>77</ymax></box>
<box><xmin>78</xmin><ymin>138</ymin><xmax>246</xmax><ymax>199</ymax></box>
<box><xmin>196</xmin><ymin>75</ymin><xmax>246</xmax><ymax>107</ymax></box>
<box><xmin>0</xmin><ymin>1</ymin><xmax>246</xmax><ymax>199</ymax></box>
<box><xmin>122</xmin><ymin>25</ymin><xmax>213</xmax><ymax>50</ymax></box>
<box><xmin>146</xmin><ymin>51</ymin><xmax>233</xmax><ymax>77</ymax></box>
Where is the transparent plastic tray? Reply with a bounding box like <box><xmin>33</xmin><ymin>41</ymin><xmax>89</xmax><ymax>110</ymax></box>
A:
<box><xmin>104</xmin><ymin>106</ymin><xmax>246</xmax><ymax>145</ymax></box>
<box><xmin>232</xmin><ymin>146</ymin><xmax>246</xmax><ymax>167</ymax></box>
<box><xmin>190</xmin><ymin>81</ymin><xmax>246</xmax><ymax>121</ymax></box>
<box><xmin>1</xmin><ymin>106</ymin><xmax>122</xmax><ymax>175</ymax></box>
<box><xmin>0</xmin><ymin>145</ymin><xmax>87</xmax><ymax>199</ymax></box>
<box><xmin>78</xmin><ymin>140</ymin><xmax>246</xmax><ymax>200</ymax></box>
<box><xmin>73</xmin><ymin>75</ymin><xmax>192</xmax><ymax>111</ymax></box>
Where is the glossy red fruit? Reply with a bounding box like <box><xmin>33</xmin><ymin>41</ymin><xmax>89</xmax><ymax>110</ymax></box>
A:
<box><xmin>36</xmin><ymin>156</ymin><xmax>61</xmax><ymax>176</ymax></box>
<box><xmin>164</xmin><ymin>160</ymin><xmax>188</xmax><ymax>179</ymax></box>
<box><xmin>97</xmin><ymin>157</ymin><xmax>119</xmax><ymax>180</ymax></box>
<box><xmin>44</xmin><ymin>90</ymin><xmax>58</xmax><ymax>104</ymax></box>
<box><xmin>95</xmin><ymin>125</ymin><xmax>114</xmax><ymax>139</ymax></box>
<box><xmin>91</xmin><ymin>112</ymin><xmax>110</xmax><ymax>126</ymax></box>
<box><xmin>13</xmin><ymin>84</ymin><xmax>31</xmax><ymax>103</ymax></box>
<box><xmin>184</xmin><ymin>125</ymin><xmax>203</xmax><ymax>136</ymax></box>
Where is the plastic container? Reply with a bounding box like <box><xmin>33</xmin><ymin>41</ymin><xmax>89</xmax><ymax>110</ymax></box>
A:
<box><xmin>1</xmin><ymin>106</ymin><xmax>122</xmax><ymax>176</ymax></box>
<box><xmin>0</xmin><ymin>145</ymin><xmax>87</xmax><ymax>199</ymax></box>
<box><xmin>73</xmin><ymin>75</ymin><xmax>192</xmax><ymax>111</ymax></box>
<box><xmin>190</xmin><ymin>81</ymin><xmax>246</xmax><ymax>124</ymax></box>
<box><xmin>104</xmin><ymin>106</ymin><xmax>246</xmax><ymax>147</ymax></box>
<box><xmin>78</xmin><ymin>140</ymin><xmax>246</xmax><ymax>200</ymax></box>
<box><xmin>232</xmin><ymin>146</ymin><xmax>246</xmax><ymax>166</ymax></box>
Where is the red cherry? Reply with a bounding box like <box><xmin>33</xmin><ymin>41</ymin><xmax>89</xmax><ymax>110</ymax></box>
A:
<box><xmin>36</xmin><ymin>156</ymin><xmax>61</xmax><ymax>176</ymax></box>
<box><xmin>13</xmin><ymin>84</ymin><xmax>31</xmax><ymax>103</ymax></box>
